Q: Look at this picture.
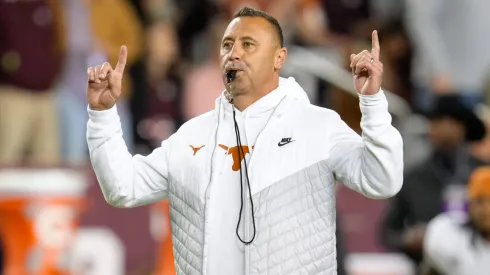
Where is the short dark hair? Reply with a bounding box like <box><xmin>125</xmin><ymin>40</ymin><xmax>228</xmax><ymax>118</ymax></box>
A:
<box><xmin>233</xmin><ymin>7</ymin><xmax>284</xmax><ymax>48</ymax></box>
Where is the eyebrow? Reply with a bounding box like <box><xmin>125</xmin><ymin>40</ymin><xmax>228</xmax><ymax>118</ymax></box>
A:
<box><xmin>222</xmin><ymin>36</ymin><xmax>259</xmax><ymax>44</ymax></box>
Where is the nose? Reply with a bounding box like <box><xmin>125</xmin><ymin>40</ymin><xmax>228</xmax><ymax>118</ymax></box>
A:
<box><xmin>228</xmin><ymin>44</ymin><xmax>244</xmax><ymax>61</ymax></box>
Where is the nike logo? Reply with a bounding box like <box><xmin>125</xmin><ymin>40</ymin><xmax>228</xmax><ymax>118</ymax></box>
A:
<box><xmin>278</xmin><ymin>137</ymin><xmax>294</xmax><ymax>147</ymax></box>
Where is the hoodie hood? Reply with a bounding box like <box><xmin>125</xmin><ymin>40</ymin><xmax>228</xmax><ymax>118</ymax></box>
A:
<box><xmin>214</xmin><ymin>77</ymin><xmax>310</xmax><ymax>117</ymax></box>
<box><xmin>278</xmin><ymin>76</ymin><xmax>310</xmax><ymax>104</ymax></box>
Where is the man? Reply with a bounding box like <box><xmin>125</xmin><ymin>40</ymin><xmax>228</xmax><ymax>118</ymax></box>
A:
<box><xmin>56</xmin><ymin>0</ymin><xmax>143</xmax><ymax>164</ymax></box>
<box><xmin>86</xmin><ymin>7</ymin><xmax>403</xmax><ymax>274</ymax></box>
<box><xmin>0</xmin><ymin>0</ymin><xmax>63</xmax><ymax>165</ymax></box>
<box><xmin>422</xmin><ymin>166</ymin><xmax>490</xmax><ymax>275</ymax></box>
<box><xmin>406</xmin><ymin>0</ymin><xmax>490</xmax><ymax>112</ymax></box>
<box><xmin>380</xmin><ymin>95</ymin><xmax>487</xmax><ymax>269</ymax></box>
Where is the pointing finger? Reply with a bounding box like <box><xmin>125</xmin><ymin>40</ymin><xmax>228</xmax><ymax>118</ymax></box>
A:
<box><xmin>371</xmin><ymin>30</ymin><xmax>380</xmax><ymax>61</ymax></box>
<box><xmin>114</xmin><ymin>45</ymin><xmax>127</xmax><ymax>74</ymax></box>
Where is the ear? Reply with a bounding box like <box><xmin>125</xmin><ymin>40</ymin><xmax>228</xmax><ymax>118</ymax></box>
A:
<box><xmin>274</xmin><ymin>47</ymin><xmax>287</xmax><ymax>70</ymax></box>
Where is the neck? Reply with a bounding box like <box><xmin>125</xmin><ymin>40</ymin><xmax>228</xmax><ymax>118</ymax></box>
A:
<box><xmin>232</xmin><ymin>76</ymin><xmax>279</xmax><ymax>111</ymax></box>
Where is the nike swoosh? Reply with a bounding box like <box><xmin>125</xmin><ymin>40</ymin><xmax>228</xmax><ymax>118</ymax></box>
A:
<box><xmin>278</xmin><ymin>140</ymin><xmax>294</xmax><ymax>147</ymax></box>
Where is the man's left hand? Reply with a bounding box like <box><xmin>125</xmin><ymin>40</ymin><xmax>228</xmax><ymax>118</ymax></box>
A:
<box><xmin>350</xmin><ymin>30</ymin><xmax>383</xmax><ymax>95</ymax></box>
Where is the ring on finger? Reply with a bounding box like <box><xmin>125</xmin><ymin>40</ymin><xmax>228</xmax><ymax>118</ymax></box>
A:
<box><xmin>370</xmin><ymin>58</ymin><xmax>374</xmax><ymax>63</ymax></box>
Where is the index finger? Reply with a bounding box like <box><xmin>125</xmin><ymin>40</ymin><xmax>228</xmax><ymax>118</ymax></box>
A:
<box><xmin>114</xmin><ymin>45</ymin><xmax>127</xmax><ymax>73</ymax></box>
<box><xmin>371</xmin><ymin>30</ymin><xmax>380</xmax><ymax>61</ymax></box>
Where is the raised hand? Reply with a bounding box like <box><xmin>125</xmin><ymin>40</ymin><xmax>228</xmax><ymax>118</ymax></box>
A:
<box><xmin>349</xmin><ymin>31</ymin><xmax>383</xmax><ymax>95</ymax></box>
<box><xmin>87</xmin><ymin>46</ymin><xmax>127</xmax><ymax>111</ymax></box>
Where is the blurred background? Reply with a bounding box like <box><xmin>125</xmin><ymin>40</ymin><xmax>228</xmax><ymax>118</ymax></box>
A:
<box><xmin>1</xmin><ymin>0</ymin><xmax>490</xmax><ymax>274</ymax></box>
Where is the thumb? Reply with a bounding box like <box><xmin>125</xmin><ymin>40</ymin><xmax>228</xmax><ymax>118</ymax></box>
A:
<box><xmin>114</xmin><ymin>45</ymin><xmax>127</xmax><ymax>74</ymax></box>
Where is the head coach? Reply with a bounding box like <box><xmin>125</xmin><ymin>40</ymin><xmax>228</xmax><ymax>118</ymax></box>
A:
<box><xmin>86</xmin><ymin>6</ymin><xmax>403</xmax><ymax>275</ymax></box>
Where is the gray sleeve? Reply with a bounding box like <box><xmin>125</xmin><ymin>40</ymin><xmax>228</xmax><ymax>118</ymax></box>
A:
<box><xmin>405</xmin><ymin>0</ymin><xmax>449</xmax><ymax>77</ymax></box>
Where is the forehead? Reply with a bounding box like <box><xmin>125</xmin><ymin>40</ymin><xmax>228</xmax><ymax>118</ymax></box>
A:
<box><xmin>222</xmin><ymin>17</ymin><xmax>274</xmax><ymax>42</ymax></box>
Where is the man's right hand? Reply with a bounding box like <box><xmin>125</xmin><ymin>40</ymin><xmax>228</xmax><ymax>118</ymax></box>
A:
<box><xmin>87</xmin><ymin>45</ymin><xmax>127</xmax><ymax>111</ymax></box>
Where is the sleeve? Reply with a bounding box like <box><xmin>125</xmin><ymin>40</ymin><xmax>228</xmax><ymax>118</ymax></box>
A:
<box><xmin>326</xmin><ymin>90</ymin><xmax>404</xmax><ymax>199</ymax></box>
<box><xmin>405</xmin><ymin>0</ymin><xmax>449</xmax><ymax>77</ymax></box>
<box><xmin>423</xmin><ymin>214</ymin><xmax>459</xmax><ymax>274</ymax></box>
<box><xmin>87</xmin><ymin>105</ymin><xmax>172</xmax><ymax>208</ymax></box>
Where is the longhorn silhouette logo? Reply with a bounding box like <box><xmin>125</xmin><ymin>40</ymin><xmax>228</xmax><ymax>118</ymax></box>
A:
<box><xmin>218</xmin><ymin>144</ymin><xmax>254</xmax><ymax>171</ymax></box>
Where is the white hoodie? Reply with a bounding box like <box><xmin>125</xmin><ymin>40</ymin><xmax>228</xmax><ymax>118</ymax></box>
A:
<box><xmin>87</xmin><ymin>77</ymin><xmax>403</xmax><ymax>275</ymax></box>
<box><xmin>206</xmin><ymin>78</ymin><xmax>304</xmax><ymax>274</ymax></box>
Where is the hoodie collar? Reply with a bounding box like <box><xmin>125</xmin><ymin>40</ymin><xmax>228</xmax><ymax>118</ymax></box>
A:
<box><xmin>216</xmin><ymin>77</ymin><xmax>310</xmax><ymax>118</ymax></box>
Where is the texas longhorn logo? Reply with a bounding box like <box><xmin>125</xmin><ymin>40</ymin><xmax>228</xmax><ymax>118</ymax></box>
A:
<box><xmin>218</xmin><ymin>144</ymin><xmax>255</xmax><ymax>171</ymax></box>
<box><xmin>189</xmin><ymin>145</ymin><xmax>205</xmax><ymax>156</ymax></box>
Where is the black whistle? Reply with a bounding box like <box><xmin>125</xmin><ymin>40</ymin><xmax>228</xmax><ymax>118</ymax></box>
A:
<box><xmin>226</xmin><ymin>70</ymin><xmax>237</xmax><ymax>83</ymax></box>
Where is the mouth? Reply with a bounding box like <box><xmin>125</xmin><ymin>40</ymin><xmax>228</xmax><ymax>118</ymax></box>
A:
<box><xmin>226</xmin><ymin>70</ymin><xmax>237</xmax><ymax>83</ymax></box>
<box><xmin>226</xmin><ymin>68</ymin><xmax>242</xmax><ymax>83</ymax></box>
<box><xmin>226</xmin><ymin>68</ymin><xmax>242</xmax><ymax>74</ymax></box>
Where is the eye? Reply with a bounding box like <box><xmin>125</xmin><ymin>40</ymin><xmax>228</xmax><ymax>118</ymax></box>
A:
<box><xmin>243</xmin><ymin>42</ymin><xmax>253</xmax><ymax>48</ymax></box>
<box><xmin>222</xmin><ymin>42</ymin><xmax>232</xmax><ymax>50</ymax></box>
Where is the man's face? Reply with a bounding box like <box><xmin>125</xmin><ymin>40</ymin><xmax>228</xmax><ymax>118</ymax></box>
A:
<box><xmin>429</xmin><ymin>117</ymin><xmax>465</xmax><ymax>150</ymax></box>
<box><xmin>469</xmin><ymin>196</ymin><xmax>490</xmax><ymax>236</ymax></box>
<box><xmin>219</xmin><ymin>17</ymin><xmax>280</xmax><ymax>95</ymax></box>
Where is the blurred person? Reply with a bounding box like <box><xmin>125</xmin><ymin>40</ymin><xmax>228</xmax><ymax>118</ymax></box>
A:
<box><xmin>468</xmin><ymin>105</ymin><xmax>490</xmax><ymax>163</ymax></box>
<box><xmin>86</xmin><ymin>7</ymin><xmax>403</xmax><ymax>275</ymax></box>
<box><xmin>422</xmin><ymin>166</ymin><xmax>490</xmax><ymax>275</ymax></box>
<box><xmin>295</xmin><ymin>0</ymin><xmax>349</xmax><ymax>48</ymax></box>
<box><xmin>139</xmin><ymin>21</ymin><xmax>183</xmax><ymax>151</ymax></box>
<box><xmin>406</xmin><ymin>0</ymin><xmax>490</xmax><ymax>112</ymax></box>
<box><xmin>56</xmin><ymin>0</ymin><xmax>143</xmax><ymax>164</ymax></box>
<box><xmin>142</xmin><ymin>0</ymin><xmax>178</xmax><ymax>24</ymax></box>
<box><xmin>146</xmin><ymin>23</ymin><xmax>179</xmax><ymax>84</ymax></box>
<box><xmin>294</xmin><ymin>0</ymin><xmax>390</xmax><ymax>131</ymax></box>
<box><xmin>295</xmin><ymin>0</ymin><xmax>380</xmax><ymax>49</ymax></box>
<box><xmin>224</xmin><ymin>0</ymin><xmax>297</xmax><ymax>35</ymax></box>
<box><xmin>380</xmin><ymin>95</ymin><xmax>487</xmax><ymax>270</ymax></box>
<box><xmin>170</xmin><ymin>0</ymin><xmax>219</xmax><ymax>62</ymax></box>
<box><xmin>0</xmin><ymin>0</ymin><xmax>64</xmax><ymax>166</ymax></box>
<box><xmin>182</xmin><ymin>18</ymin><xmax>227</xmax><ymax>120</ymax></box>
<box><xmin>376</xmin><ymin>20</ymin><xmax>413</xmax><ymax>102</ymax></box>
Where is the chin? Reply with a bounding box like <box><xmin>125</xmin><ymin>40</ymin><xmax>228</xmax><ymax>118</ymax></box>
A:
<box><xmin>231</xmin><ymin>80</ymin><xmax>250</xmax><ymax>93</ymax></box>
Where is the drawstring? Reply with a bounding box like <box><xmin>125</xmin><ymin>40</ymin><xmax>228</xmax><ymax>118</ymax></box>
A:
<box><xmin>231</xmin><ymin>102</ymin><xmax>256</xmax><ymax>245</ymax></box>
